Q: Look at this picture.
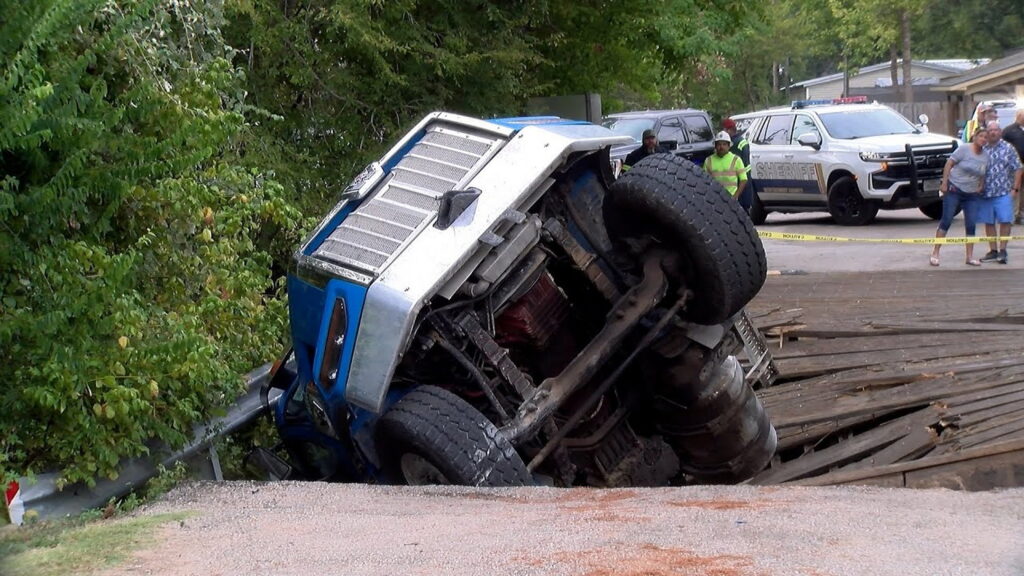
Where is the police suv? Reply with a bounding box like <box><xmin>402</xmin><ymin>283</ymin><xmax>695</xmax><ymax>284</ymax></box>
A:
<box><xmin>738</xmin><ymin>96</ymin><xmax>958</xmax><ymax>225</ymax></box>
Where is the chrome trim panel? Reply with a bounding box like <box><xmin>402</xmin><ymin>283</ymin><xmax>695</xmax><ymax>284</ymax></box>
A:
<box><xmin>346</xmin><ymin>122</ymin><xmax>632</xmax><ymax>413</ymax></box>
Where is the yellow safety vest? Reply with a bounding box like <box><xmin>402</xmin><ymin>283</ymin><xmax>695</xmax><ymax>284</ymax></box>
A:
<box><xmin>703</xmin><ymin>153</ymin><xmax>747</xmax><ymax>196</ymax></box>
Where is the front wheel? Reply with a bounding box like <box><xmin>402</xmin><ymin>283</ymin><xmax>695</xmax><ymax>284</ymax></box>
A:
<box><xmin>827</xmin><ymin>176</ymin><xmax>878</xmax><ymax>226</ymax></box>
<box><xmin>919</xmin><ymin>201</ymin><xmax>944</xmax><ymax>220</ymax></box>
<box><xmin>375</xmin><ymin>386</ymin><xmax>532</xmax><ymax>487</ymax></box>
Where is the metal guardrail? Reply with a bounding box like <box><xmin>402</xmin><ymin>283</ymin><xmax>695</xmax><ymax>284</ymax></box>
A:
<box><xmin>11</xmin><ymin>362</ymin><xmax>282</xmax><ymax>524</ymax></box>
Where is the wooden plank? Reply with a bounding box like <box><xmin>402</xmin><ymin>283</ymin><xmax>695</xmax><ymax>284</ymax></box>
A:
<box><xmin>866</xmin><ymin>321</ymin><xmax>1024</xmax><ymax>333</ymax></box>
<box><xmin>751</xmin><ymin>407</ymin><xmax>940</xmax><ymax>485</ymax></box>
<box><xmin>774</xmin><ymin>414</ymin><xmax>879</xmax><ymax>452</ymax></box>
<box><xmin>956</xmin><ymin>415</ymin><xmax>1024</xmax><ymax>449</ymax></box>
<box><xmin>774</xmin><ymin>342</ymin><xmax>1021</xmax><ymax>378</ymax></box>
<box><xmin>903</xmin><ymin>448</ymin><xmax>1024</xmax><ymax>490</ymax></box>
<box><xmin>766</xmin><ymin>331</ymin><xmax>1013</xmax><ymax>361</ymax></box>
<box><xmin>947</xmin><ymin>397</ymin><xmax>1024</xmax><ymax>429</ymax></box>
<box><xmin>838</xmin><ymin>418</ymin><xmax>939</xmax><ymax>470</ymax></box>
<box><xmin>938</xmin><ymin>382</ymin><xmax>1024</xmax><ymax>409</ymax></box>
<box><xmin>786</xmin><ymin>438</ymin><xmax>1024</xmax><ymax>487</ymax></box>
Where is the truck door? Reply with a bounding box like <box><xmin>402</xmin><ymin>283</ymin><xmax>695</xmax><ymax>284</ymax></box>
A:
<box><xmin>655</xmin><ymin>117</ymin><xmax>686</xmax><ymax>157</ymax></box>
<box><xmin>681</xmin><ymin>114</ymin><xmax>715</xmax><ymax>166</ymax></box>
<box><xmin>750</xmin><ymin>113</ymin><xmax>822</xmax><ymax>205</ymax></box>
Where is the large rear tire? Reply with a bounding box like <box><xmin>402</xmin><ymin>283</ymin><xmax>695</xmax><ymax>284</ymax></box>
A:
<box><xmin>604</xmin><ymin>154</ymin><xmax>767</xmax><ymax>324</ymax></box>
<box><xmin>375</xmin><ymin>386</ymin><xmax>532</xmax><ymax>487</ymax></box>
<box><xmin>919</xmin><ymin>201</ymin><xmax>944</xmax><ymax>220</ymax></box>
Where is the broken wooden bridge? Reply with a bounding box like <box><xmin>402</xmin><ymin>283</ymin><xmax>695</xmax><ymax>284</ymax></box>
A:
<box><xmin>746</xmin><ymin>268</ymin><xmax>1024</xmax><ymax>490</ymax></box>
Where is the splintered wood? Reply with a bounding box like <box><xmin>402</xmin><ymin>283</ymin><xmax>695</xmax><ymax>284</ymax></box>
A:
<box><xmin>746</xmin><ymin>269</ymin><xmax>1024</xmax><ymax>490</ymax></box>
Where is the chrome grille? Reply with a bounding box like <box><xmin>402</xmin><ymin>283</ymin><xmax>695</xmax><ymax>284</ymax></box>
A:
<box><xmin>381</xmin><ymin>185</ymin><xmax>438</xmax><ymax>212</ymax></box>
<box><xmin>357</xmin><ymin>202</ymin><xmax>424</xmax><ymax>229</ymax></box>
<box><xmin>313</xmin><ymin>125</ymin><xmax>503</xmax><ymax>274</ymax></box>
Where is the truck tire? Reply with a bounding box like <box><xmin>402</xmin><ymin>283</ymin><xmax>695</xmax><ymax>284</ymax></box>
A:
<box><xmin>375</xmin><ymin>386</ymin><xmax>533</xmax><ymax>487</ymax></box>
<box><xmin>605</xmin><ymin>154</ymin><xmax>767</xmax><ymax>324</ymax></box>
<box><xmin>749</xmin><ymin>192</ymin><xmax>769</xmax><ymax>225</ymax></box>
<box><xmin>919</xmin><ymin>201</ymin><xmax>944</xmax><ymax>220</ymax></box>
<box><xmin>828</xmin><ymin>176</ymin><xmax>878</xmax><ymax>226</ymax></box>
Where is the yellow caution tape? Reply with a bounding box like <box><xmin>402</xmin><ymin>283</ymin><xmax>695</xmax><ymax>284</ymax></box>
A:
<box><xmin>757</xmin><ymin>230</ymin><xmax>1024</xmax><ymax>245</ymax></box>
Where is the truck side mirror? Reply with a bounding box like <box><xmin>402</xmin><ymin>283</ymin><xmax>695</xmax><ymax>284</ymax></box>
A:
<box><xmin>244</xmin><ymin>447</ymin><xmax>293</xmax><ymax>481</ymax></box>
<box><xmin>796</xmin><ymin>132</ymin><xmax>821</xmax><ymax>150</ymax></box>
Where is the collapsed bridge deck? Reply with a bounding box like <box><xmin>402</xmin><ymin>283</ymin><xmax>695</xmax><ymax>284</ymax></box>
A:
<box><xmin>747</xmin><ymin>269</ymin><xmax>1024</xmax><ymax>490</ymax></box>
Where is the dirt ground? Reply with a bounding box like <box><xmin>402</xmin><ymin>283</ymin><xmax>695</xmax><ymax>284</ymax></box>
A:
<box><xmin>103</xmin><ymin>481</ymin><xmax>1024</xmax><ymax>576</ymax></box>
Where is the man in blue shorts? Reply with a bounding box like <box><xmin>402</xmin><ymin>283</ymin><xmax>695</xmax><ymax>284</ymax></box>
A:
<box><xmin>979</xmin><ymin>121</ymin><xmax>1023</xmax><ymax>264</ymax></box>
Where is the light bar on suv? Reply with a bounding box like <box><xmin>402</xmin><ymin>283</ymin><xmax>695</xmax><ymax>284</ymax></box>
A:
<box><xmin>792</xmin><ymin>95</ymin><xmax>869</xmax><ymax>109</ymax></box>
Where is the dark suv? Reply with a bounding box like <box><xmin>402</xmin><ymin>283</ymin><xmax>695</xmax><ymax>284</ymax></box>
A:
<box><xmin>602</xmin><ymin>109</ymin><xmax>715</xmax><ymax>167</ymax></box>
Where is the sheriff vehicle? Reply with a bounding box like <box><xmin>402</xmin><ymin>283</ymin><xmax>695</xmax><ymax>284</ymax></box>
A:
<box><xmin>738</xmin><ymin>96</ymin><xmax>958</xmax><ymax>225</ymax></box>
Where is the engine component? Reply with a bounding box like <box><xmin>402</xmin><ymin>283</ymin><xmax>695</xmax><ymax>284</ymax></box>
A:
<box><xmin>494</xmin><ymin>272</ymin><xmax>569</xmax><ymax>349</ymax></box>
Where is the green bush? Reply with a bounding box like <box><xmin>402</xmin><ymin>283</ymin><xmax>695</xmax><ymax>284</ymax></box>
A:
<box><xmin>0</xmin><ymin>0</ymin><xmax>301</xmax><ymax>487</ymax></box>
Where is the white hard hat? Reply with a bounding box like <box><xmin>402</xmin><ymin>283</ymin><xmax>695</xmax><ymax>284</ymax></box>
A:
<box><xmin>714</xmin><ymin>131</ymin><xmax>732</xmax><ymax>143</ymax></box>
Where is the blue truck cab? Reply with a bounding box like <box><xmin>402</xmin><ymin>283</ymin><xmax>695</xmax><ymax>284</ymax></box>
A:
<box><xmin>266</xmin><ymin>112</ymin><xmax>778</xmax><ymax>487</ymax></box>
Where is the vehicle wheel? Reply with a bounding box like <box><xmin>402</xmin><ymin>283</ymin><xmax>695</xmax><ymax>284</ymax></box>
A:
<box><xmin>375</xmin><ymin>385</ymin><xmax>533</xmax><ymax>487</ymax></box>
<box><xmin>827</xmin><ymin>176</ymin><xmax>878</xmax><ymax>225</ymax></box>
<box><xmin>749</xmin><ymin>192</ymin><xmax>768</xmax><ymax>225</ymax></box>
<box><xmin>604</xmin><ymin>154</ymin><xmax>767</xmax><ymax>325</ymax></box>
<box><xmin>919</xmin><ymin>201</ymin><xmax>944</xmax><ymax>220</ymax></box>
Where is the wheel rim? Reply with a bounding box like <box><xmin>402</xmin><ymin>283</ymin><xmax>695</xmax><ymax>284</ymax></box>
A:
<box><xmin>399</xmin><ymin>453</ymin><xmax>450</xmax><ymax>485</ymax></box>
<box><xmin>838</xmin><ymin>187</ymin><xmax>863</xmax><ymax>218</ymax></box>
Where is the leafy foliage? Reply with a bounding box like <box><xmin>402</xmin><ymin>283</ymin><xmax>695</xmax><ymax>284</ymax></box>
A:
<box><xmin>0</xmin><ymin>0</ymin><xmax>301</xmax><ymax>487</ymax></box>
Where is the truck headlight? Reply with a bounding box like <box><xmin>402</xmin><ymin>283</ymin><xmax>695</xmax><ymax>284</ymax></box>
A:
<box><xmin>319</xmin><ymin>296</ymin><xmax>348</xmax><ymax>390</ymax></box>
<box><xmin>859</xmin><ymin>151</ymin><xmax>893</xmax><ymax>161</ymax></box>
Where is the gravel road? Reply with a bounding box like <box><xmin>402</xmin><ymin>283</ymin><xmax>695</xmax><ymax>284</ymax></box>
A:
<box><xmin>104</xmin><ymin>481</ymin><xmax>1024</xmax><ymax>576</ymax></box>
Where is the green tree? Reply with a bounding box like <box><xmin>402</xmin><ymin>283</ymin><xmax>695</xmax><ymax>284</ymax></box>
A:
<box><xmin>912</xmin><ymin>0</ymin><xmax>1024</xmax><ymax>58</ymax></box>
<box><xmin>0</xmin><ymin>0</ymin><xmax>301</xmax><ymax>486</ymax></box>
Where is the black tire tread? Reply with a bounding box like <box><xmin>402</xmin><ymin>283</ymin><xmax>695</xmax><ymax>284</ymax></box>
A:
<box><xmin>376</xmin><ymin>386</ymin><xmax>532</xmax><ymax>487</ymax></box>
<box><xmin>606</xmin><ymin>154</ymin><xmax>767</xmax><ymax>324</ymax></box>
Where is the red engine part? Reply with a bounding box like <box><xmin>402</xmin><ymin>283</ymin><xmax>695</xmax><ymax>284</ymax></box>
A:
<box><xmin>495</xmin><ymin>272</ymin><xmax>570</xmax><ymax>349</ymax></box>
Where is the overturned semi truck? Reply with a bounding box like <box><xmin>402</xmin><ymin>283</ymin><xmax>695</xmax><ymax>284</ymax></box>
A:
<box><xmin>259</xmin><ymin>113</ymin><xmax>777</xmax><ymax>487</ymax></box>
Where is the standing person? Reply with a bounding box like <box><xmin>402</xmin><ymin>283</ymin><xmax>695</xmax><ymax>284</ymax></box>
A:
<box><xmin>723</xmin><ymin>118</ymin><xmax>752</xmax><ymax>210</ymax></box>
<box><xmin>962</xmin><ymin>103</ymin><xmax>997</xmax><ymax>142</ymax></box>
<box><xmin>623</xmin><ymin>129</ymin><xmax>668</xmax><ymax>169</ymax></box>
<box><xmin>703</xmin><ymin>131</ymin><xmax>748</xmax><ymax>201</ymax></box>
<box><xmin>978</xmin><ymin>120</ymin><xmax>1023</xmax><ymax>264</ymax></box>
<box><xmin>931</xmin><ymin>128</ymin><xmax>989</xmax><ymax>267</ymax></box>
<box><xmin>1002</xmin><ymin>109</ymin><xmax>1024</xmax><ymax>223</ymax></box>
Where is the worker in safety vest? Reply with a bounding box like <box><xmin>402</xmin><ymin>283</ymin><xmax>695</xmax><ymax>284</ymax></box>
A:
<box><xmin>722</xmin><ymin>118</ymin><xmax>751</xmax><ymax>210</ymax></box>
<box><xmin>962</xmin><ymin>103</ymin><xmax>997</xmax><ymax>143</ymax></box>
<box><xmin>703</xmin><ymin>131</ymin><xmax>748</xmax><ymax>201</ymax></box>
